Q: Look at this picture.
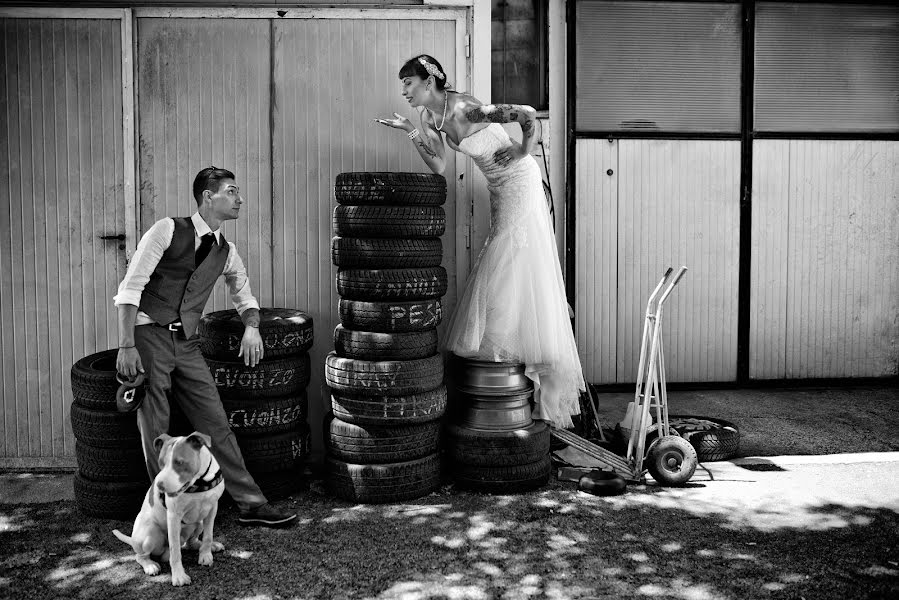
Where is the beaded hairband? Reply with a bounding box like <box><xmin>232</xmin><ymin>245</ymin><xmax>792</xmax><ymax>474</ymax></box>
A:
<box><xmin>418</xmin><ymin>57</ymin><xmax>445</xmax><ymax>80</ymax></box>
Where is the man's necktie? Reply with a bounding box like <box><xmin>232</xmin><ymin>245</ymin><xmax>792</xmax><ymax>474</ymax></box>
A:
<box><xmin>195</xmin><ymin>233</ymin><xmax>215</xmax><ymax>266</ymax></box>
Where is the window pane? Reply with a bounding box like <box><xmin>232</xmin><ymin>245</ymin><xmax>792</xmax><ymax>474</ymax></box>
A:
<box><xmin>754</xmin><ymin>3</ymin><xmax>899</xmax><ymax>133</ymax></box>
<box><xmin>575</xmin><ymin>0</ymin><xmax>742</xmax><ymax>133</ymax></box>
<box><xmin>491</xmin><ymin>0</ymin><xmax>548</xmax><ymax>109</ymax></box>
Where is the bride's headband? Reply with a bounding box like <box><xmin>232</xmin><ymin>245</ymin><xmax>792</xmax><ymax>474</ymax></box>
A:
<box><xmin>418</xmin><ymin>57</ymin><xmax>445</xmax><ymax>80</ymax></box>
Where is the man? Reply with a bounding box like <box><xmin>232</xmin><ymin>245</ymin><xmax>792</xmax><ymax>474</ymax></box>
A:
<box><xmin>114</xmin><ymin>166</ymin><xmax>296</xmax><ymax>527</ymax></box>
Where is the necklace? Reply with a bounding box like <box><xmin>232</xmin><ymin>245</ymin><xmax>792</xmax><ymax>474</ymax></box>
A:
<box><xmin>433</xmin><ymin>92</ymin><xmax>448</xmax><ymax>131</ymax></box>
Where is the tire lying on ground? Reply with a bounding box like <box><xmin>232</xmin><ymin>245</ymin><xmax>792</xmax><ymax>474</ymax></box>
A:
<box><xmin>452</xmin><ymin>455</ymin><xmax>552</xmax><ymax>494</ymax></box>
<box><xmin>70</xmin><ymin>349</ymin><xmax>119</xmax><ymax>410</ymax></box>
<box><xmin>445</xmin><ymin>421</ymin><xmax>550</xmax><ymax>467</ymax></box>
<box><xmin>206</xmin><ymin>353</ymin><xmax>311</xmax><ymax>399</ymax></box>
<box><xmin>335</xmin><ymin>172</ymin><xmax>447</xmax><ymax>206</ymax></box>
<box><xmin>668</xmin><ymin>415</ymin><xmax>741</xmax><ymax>462</ymax></box>
<box><xmin>331</xmin><ymin>237</ymin><xmax>443</xmax><ymax>269</ymax></box>
<box><xmin>325</xmin><ymin>454</ymin><xmax>441</xmax><ymax>504</ymax></box>
<box><xmin>333</xmin><ymin>205</ymin><xmax>446</xmax><ymax>238</ymax></box>
<box><xmin>337</xmin><ymin>267</ymin><xmax>448</xmax><ymax>301</ymax></box>
<box><xmin>221</xmin><ymin>392</ymin><xmax>309</xmax><ymax>436</ymax></box>
<box><xmin>73</xmin><ymin>472</ymin><xmax>146</xmax><ymax>519</ymax></box>
<box><xmin>333</xmin><ymin>325</ymin><xmax>438</xmax><ymax>361</ymax></box>
<box><xmin>199</xmin><ymin>308</ymin><xmax>313</xmax><ymax>360</ymax></box>
<box><xmin>339</xmin><ymin>298</ymin><xmax>442</xmax><ymax>333</ymax></box>
<box><xmin>325</xmin><ymin>352</ymin><xmax>444</xmax><ymax>396</ymax></box>
<box><xmin>326</xmin><ymin>418</ymin><xmax>440</xmax><ymax>464</ymax></box>
<box><xmin>330</xmin><ymin>385</ymin><xmax>447</xmax><ymax>426</ymax></box>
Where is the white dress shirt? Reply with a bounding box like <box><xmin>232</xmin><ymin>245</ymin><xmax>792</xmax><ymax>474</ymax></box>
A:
<box><xmin>113</xmin><ymin>213</ymin><xmax>260</xmax><ymax>325</ymax></box>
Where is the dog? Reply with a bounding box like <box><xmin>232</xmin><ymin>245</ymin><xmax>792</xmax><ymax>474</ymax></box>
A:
<box><xmin>113</xmin><ymin>432</ymin><xmax>225</xmax><ymax>586</ymax></box>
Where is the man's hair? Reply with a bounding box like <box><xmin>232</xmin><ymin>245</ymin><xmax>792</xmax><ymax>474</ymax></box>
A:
<box><xmin>192</xmin><ymin>166</ymin><xmax>236</xmax><ymax>205</ymax></box>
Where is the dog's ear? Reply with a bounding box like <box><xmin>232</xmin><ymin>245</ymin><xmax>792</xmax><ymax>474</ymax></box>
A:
<box><xmin>186</xmin><ymin>432</ymin><xmax>212</xmax><ymax>450</ymax></box>
<box><xmin>154</xmin><ymin>433</ymin><xmax>172</xmax><ymax>453</ymax></box>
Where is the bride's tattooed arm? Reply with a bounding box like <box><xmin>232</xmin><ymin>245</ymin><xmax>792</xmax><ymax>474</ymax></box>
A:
<box><xmin>465</xmin><ymin>103</ymin><xmax>539</xmax><ymax>156</ymax></box>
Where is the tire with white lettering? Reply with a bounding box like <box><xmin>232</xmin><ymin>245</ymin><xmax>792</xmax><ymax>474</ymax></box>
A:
<box><xmin>325</xmin><ymin>353</ymin><xmax>444</xmax><ymax>396</ymax></box>
<box><xmin>324</xmin><ymin>453</ymin><xmax>442</xmax><ymax>504</ymax></box>
<box><xmin>199</xmin><ymin>308</ymin><xmax>314</xmax><ymax>360</ymax></box>
<box><xmin>339</xmin><ymin>298</ymin><xmax>442</xmax><ymax>333</ymax></box>
<box><xmin>221</xmin><ymin>391</ymin><xmax>308</xmax><ymax>436</ymax></box>
<box><xmin>327</xmin><ymin>418</ymin><xmax>441</xmax><ymax>464</ymax></box>
<box><xmin>331</xmin><ymin>385</ymin><xmax>447</xmax><ymax>426</ymax></box>
<box><xmin>445</xmin><ymin>421</ymin><xmax>550</xmax><ymax>467</ymax></box>
<box><xmin>70</xmin><ymin>349</ymin><xmax>119</xmax><ymax>410</ymax></box>
<box><xmin>70</xmin><ymin>403</ymin><xmax>141</xmax><ymax>448</ymax></box>
<box><xmin>335</xmin><ymin>172</ymin><xmax>447</xmax><ymax>206</ymax></box>
<box><xmin>334</xmin><ymin>205</ymin><xmax>446</xmax><ymax>238</ymax></box>
<box><xmin>452</xmin><ymin>455</ymin><xmax>552</xmax><ymax>494</ymax></box>
<box><xmin>236</xmin><ymin>424</ymin><xmax>311</xmax><ymax>474</ymax></box>
<box><xmin>331</xmin><ymin>237</ymin><xmax>443</xmax><ymax>269</ymax></box>
<box><xmin>337</xmin><ymin>267</ymin><xmax>448</xmax><ymax>301</ymax></box>
<box><xmin>75</xmin><ymin>441</ymin><xmax>147</xmax><ymax>483</ymax></box>
<box><xmin>73</xmin><ymin>472</ymin><xmax>146</xmax><ymax>519</ymax></box>
<box><xmin>334</xmin><ymin>325</ymin><xmax>438</xmax><ymax>361</ymax></box>
<box><xmin>206</xmin><ymin>353</ymin><xmax>311</xmax><ymax>400</ymax></box>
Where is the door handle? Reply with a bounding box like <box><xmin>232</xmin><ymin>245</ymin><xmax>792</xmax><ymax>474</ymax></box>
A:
<box><xmin>99</xmin><ymin>234</ymin><xmax>126</xmax><ymax>240</ymax></box>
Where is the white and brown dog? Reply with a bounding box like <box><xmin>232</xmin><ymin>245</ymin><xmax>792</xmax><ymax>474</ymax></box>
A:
<box><xmin>113</xmin><ymin>432</ymin><xmax>225</xmax><ymax>586</ymax></box>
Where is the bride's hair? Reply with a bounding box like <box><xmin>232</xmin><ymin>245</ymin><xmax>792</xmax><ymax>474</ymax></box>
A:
<box><xmin>399</xmin><ymin>54</ymin><xmax>452</xmax><ymax>90</ymax></box>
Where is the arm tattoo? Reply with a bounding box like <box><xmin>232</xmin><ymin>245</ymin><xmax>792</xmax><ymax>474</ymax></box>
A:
<box><xmin>417</xmin><ymin>140</ymin><xmax>437</xmax><ymax>158</ymax></box>
<box><xmin>522</xmin><ymin>119</ymin><xmax>534</xmax><ymax>135</ymax></box>
<box><xmin>464</xmin><ymin>107</ymin><xmax>487</xmax><ymax>123</ymax></box>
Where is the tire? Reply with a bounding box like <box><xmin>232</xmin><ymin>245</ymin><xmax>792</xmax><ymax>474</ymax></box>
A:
<box><xmin>70</xmin><ymin>403</ymin><xmax>141</xmax><ymax>448</ymax></box>
<box><xmin>335</xmin><ymin>172</ymin><xmax>447</xmax><ymax>206</ymax></box>
<box><xmin>236</xmin><ymin>425</ymin><xmax>311</xmax><ymax>474</ymax></box>
<box><xmin>337</xmin><ymin>267</ymin><xmax>448</xmax><ymax>301</ymax></box>
<box><xmin>75</xmin><ymin>441</ymin><xmax>148</xmax><ymax>483</ymax></box>
<box><xmin>199</xmin><ymin>308</ymin><xmax>313</xmax><ymax>360</ymax></box>
<box><xmin>331</xmin><ymin>386</ymin><xmax>447</xmax><ymax>425</ymax></box>
<box><xmin>668</xmin><ymin>415</ymin><xmax>741</xmax><ymax>462</ymax></box>
<box><xmin>73</xmin><ymin>472</ymin><xmax>146</xmax><ymax>520</ymax></box>
<box><xmin>445</xmin><ymin>421</ymin><xmax>549</xmax><ymax>467</ymax></box>
<box><xmin>646</xmin><ymin>435</ymin><xmax>698</xmax><ymax>486</ymax></box>
<box><xmin>253</xmin><ymin>466</ymin><xmax>305</xmax><ymax>500</ymax></box>
<box><xmin>334</xmin><ymin>205</ymin><xmax>446</xmax><ymax>238</ymax></box>
<box><xmin>334</xmin><ymin>326</ymin><xmax>438</xmax><ymax>361</ymax></box>
<box><xmin>326</xmin><ymin>418</ymin><xmax>440</xmax><ymax>464</ymax></box>
<box><xmin>331</xmin><ymin>237</ymin><xmax>442</xmax><ymax>268</ymax></box>
<box><xmin>452</xmin><ymin>456</ymin><xmax>551</xmax><ymax>494</ymax></box>
<box><xmin>577</xmin><ymin>470</ymin><xmax>627</xmax><ymax>497</ymax></box>
<box><xmin>70</xmin><ymin>349</ymin><xmax>119</xmax><ymax>410</ymax></box>
<box><xmin>325</xmin><ymin>353</ymin><xmax>444</xmax><ymax>396</ymax></box>
<box><xmin>221</xmin><ymin>392</ymin><xmax>309</xmax><ymax>436</ymax></box>
<box><xmin>206</xmin><ymin>353</ymin><xmax>311</xmax><ymax>400</ymax></box>
<box><xmin>324</xmin><ymin>454</ymin><xmax>441</xmax><ymax>504</ymax></box>
<box><xmin>339</xmin><ymin>299</ymin><xmax>442</xmax><ymax>333</ymax></box>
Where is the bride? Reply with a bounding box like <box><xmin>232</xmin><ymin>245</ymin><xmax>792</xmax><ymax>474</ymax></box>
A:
<box><xmin>375</xmin><ymin>54</ymin><xmax>584</xmax><ymax>429</ymax></box>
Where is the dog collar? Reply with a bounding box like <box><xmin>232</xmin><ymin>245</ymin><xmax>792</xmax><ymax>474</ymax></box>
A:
<box><xmin>186</xmin><ymin>469</ymin><xmax>224</xmax><ymax>493</ymax></box>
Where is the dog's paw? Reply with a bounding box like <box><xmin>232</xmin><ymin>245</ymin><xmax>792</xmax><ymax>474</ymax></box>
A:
<box><xmin>142</xmin><ymin>561</ymin><xmax>161</xmax><ymax>576</ymax></box>
<box><xmin>171</xmin><ymin>572</ymin><xmax>192</xmax><ymax>587</ymax></box>
<box><xmin>198</xmin><ymin>551</ymin><xmax>213</xmax><ymax>566</ymax></box>
<box><xmin>211</xmin><ymin>541</ymin><xmax>225</xmax><ymax>552</ymax></box>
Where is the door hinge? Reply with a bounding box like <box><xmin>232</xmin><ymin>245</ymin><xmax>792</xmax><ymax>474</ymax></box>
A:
<box><xmin>464</xmin><ymin>34</ymin><xmax>470</xmax><ymax>58</ymax></box>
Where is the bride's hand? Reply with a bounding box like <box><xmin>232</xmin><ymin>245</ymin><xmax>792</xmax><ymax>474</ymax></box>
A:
<box><xmin>493</xmin><ymin>142</ymin><xmax>527</xmax><ymax>167</ymax></box>
<box><xmin>374</xmin><ymin>113</ymin><xmax>413</xmax><ymax>133</ymax></box>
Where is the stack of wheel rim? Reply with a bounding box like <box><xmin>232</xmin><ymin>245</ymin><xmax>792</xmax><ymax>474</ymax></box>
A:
<box><xmin>444</xmin><ymin>355</ymin><xmax>552</xmax><ymax>493</ymax></box>
<box><xmin>70</xmin><ymin>349</ymin><xmax>147</xmax><ymax>518</ymax></box>
<box><xmin>324</xmin><ymin>172</ymin><xmax>448</xmax><ymax>503</ymax></box>
<box><xmin>200</xmin><ymin>308</ymin><xmax>314</xmax><ymax>500</ymax></box>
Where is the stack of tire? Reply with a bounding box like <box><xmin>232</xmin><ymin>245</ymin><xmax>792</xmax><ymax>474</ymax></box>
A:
<box><xmin>200</xmin><ymin>308</ymin><xmax>314</xmax><ymax>500</ymax></box>
<box><xmin>70</xmin><ymin>349</ymin><xmax>147</xmax><ymax>519</ymax></box>
<box><xmin>324</xmin><ymin>172</ymin><xmax>448</xmax><ymax>503</ymax></box>
<box><xmin>444</xmin><ymin>356</ymin><xmax>552</xmax><ymax>493</ymax></box>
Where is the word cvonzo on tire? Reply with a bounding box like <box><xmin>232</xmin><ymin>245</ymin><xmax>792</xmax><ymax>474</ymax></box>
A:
<box><xmin>206</xmin><ymin>354</ymin><xmax>311</xmax><ymax>399</ymax></box>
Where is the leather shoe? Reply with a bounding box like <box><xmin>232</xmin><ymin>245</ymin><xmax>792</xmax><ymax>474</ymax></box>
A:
<box><xmin>237</xmin><ymin>503</ymin><xmax>297</xmax><ymax>528</ymax></box>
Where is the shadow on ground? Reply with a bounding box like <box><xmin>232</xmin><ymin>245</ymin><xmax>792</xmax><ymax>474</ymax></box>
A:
<box><xmin>2</xmin><ymin>478</ymin><xmax>897</xmax><ymax>600</ymax></box>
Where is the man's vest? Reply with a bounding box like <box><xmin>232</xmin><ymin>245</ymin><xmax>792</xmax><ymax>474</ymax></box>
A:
<box><xmin>139</xmin><ymin>217</ymin><xmax>228</xmax><ymax>337</ymax></box>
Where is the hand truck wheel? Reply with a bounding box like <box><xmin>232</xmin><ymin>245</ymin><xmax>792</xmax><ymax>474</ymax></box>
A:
<box><xmin>646</xmin><ymin>435</ymin><xmax>698</xmax><ymax>486</ymax></box>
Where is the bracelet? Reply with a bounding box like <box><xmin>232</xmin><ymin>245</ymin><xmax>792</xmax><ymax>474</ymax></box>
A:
<box><xmin>407</xmin><ymin>129</ymin><xmax>420</xmax><ymax>140</ymax></box>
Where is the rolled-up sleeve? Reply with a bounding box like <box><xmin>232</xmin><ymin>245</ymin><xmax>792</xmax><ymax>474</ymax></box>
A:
<box><xmin>113</xmin><ymin>219</ymin><xmax>174</xmax><ymax>307</ymax></box>
<box><xmin>222</xmin><ymin>242</ymin><xmax>260</xmax><ymax>314</ymax></box>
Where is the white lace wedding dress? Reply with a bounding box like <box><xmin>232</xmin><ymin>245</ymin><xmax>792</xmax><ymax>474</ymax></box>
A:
<box><xmin>444</xmin><ymin>123</ymin><xmax>585</xmax><ymax>428</ymax></box>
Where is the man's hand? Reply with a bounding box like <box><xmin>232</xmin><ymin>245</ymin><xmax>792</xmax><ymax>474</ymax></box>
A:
<box><xmin>116</xmin><ymin>347</ymin><xmax>144</xmax><ymax>379</ymax></box>
<box><xmin>238</xmin><ymin>327</ymin><xmax>264</xmax><ymax>367</ymax></box>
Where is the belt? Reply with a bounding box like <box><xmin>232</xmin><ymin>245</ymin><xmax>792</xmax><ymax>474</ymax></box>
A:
<box><xmin>149</xmin><ymin>322</ymin><xmax>183</xmax><ymax>332</ymax></box>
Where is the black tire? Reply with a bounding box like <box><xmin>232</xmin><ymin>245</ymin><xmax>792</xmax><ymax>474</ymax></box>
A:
<box><xmin>445</xmin><ymin>421</ymin><xmax>550</xmax><ymax>467</ymax></box>
<box><xmin>73</xmin><ymin>472</ymin><xmax>146</xmax><ymax>520</ymax></box>
<box><xmin>199</xmin><ymin>308</ymin><xmax>314</xmax><ymax>360</ymax></box>
<box><xmin>222</xmin><ymin>392</ymin><xmax>309</xmax><ymax>436</ymax></box>
<box><xmin>646</xmin><ymin>436</ymin><xmax>698</xmax><ymax>486</ymax></box>
<box><xmin>325</xmin><ymin>353</ymin><xmax>444</xmax><ymax>396</ymax></box>
<box><xmin>331</xmin><ymin>386</ymin><xmax>447</xmax><ymax>425</ymax></box>
<box><xmin>70</xmin><ymin>403</ymin><xmax>141</xmax><ymax>448</ymax></box>
<box><xmin>206</xmin><ymin>354</ymin><xmax>311</xmax><ymax>400</ymax></box>
<box><xmin>668</xmin><ymin>415</ymin><xmax>741</xmax><ymax>462</ymax></box>
<box><xmin>236</xmin><ymin>425</ymin><xmax>311</xmax><ymax>474</ymax></box>
<box><xmin>331</xmin><ymin>237</ymin><xmax>443</xmax><ymax>269</ymax></box>
<box><xmin>452</xmin><ymin>456</ymin><xmax>551</xmax><ymax>494</ymax></box>
<box><xmin>339</xmin><ymin>298</ymin><xmax>442</xmax><ymax>333</ymax></box>
<box><xmin>326</xmin><ymin>418</ymin><xmax>440</xmax><ymax>464</ymax></box>
<box><xmin>324</xmin><ymin>454</ymin><xmax>441</xmax><ymax>504</ymax></box>
<box><xmin>577</xmin><ymin>470</ymin><xmax>628</xmax><ymax>497</ymax></box>
<box><xmin>334</xmin><ymin>205</ymin><xmax>446</xmax><ymax>238</ymax></box>
<box><xmin>337</xmin><ymin>267</ymin><xmax>448</xmax><ymax>301</ymax></box>
<box><xmin>335</xmin><ymin>172</ymin><xmax>447</xmax><ymax>206</ymax></box>
<box><xmin>252</xmin><ymin>466</ymin><xmax>305</xmax><ymax>500</ymax></box>
<box><xmin>75</xmin><ymin>441</ymin><xmax>148</xmax><ymax>483</ymax></box>
<box><xmin>334</xmin><ymin>326</ymin><xmax>438</xmax><ymax>361</ymax></box>
<box><xmin>70</xmin><ymin>349</ymin><xmax>119</xmax><ymax>410</ymax></box>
